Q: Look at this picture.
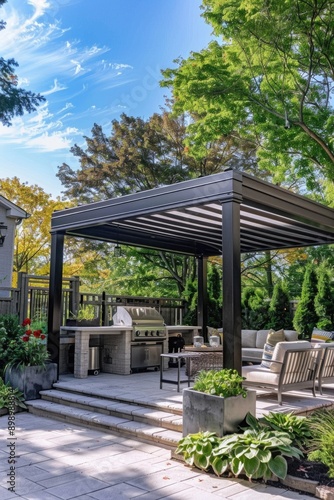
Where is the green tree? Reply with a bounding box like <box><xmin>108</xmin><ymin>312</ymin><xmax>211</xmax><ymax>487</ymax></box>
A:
<box><xmin>293</xmin><ymin>265</ymin><xmax>319</xmax><ymax>337</ymax></box>
<box><xmin>268</xmin><ymin>281</ymin><xmax>293</xmax><ymax>330</ymax></box>
<box><xmin>162</xmin><ymin>0</ymin><xmax>334</xmax><ymax>188</ymax></box>
<box><xmin>0</xmin><ymin>177</ymin><xmax>68</xmax><ymax>280</ymax></box>
<box><xmin>0</xmin><ymin>0</ymin><xmax>44</xmax><ymax>126</ymax></box>
<box><xmin>314</xmin><ymin>266</ymin><xmax>334</xmax><ymax>330</ymax></box>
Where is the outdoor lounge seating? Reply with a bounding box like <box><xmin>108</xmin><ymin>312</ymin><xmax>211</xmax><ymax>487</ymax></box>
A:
<box><xmin>317</xmin><ymin>344</ymin><xmax>334</xmax><ymax>394</ymax></box>
<box><xmin>242</xmin><ymin>341</ymin><xmax>322</xmax><ymax>405</ymax></box>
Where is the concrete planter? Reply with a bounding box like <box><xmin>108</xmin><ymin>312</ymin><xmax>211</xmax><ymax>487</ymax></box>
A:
<box><xmin>182</xmin><ymin>388</ymin><xmax>256</xmax><ymax>437</ymax></box>
<box><xmin>5</xmin><ymin>363</ymin><xmax>57</xmax><ymax>401</ymax></box>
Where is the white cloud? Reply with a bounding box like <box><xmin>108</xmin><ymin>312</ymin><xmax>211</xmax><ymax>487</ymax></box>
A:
<box><xmin>0</xmin><ymin>0</ymin><xmax>134</xmax><ymax>154</ymax></box>
<box><xmin>43</xmin><ymin>79</ymin><xmax>67</xmax><ymax>95</ymax></box>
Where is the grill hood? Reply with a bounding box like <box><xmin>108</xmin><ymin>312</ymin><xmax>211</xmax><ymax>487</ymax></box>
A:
<box><xmin>112</xmin><ymin>306</ymin><xmax>165</xmax><ymax>327</ymax></box>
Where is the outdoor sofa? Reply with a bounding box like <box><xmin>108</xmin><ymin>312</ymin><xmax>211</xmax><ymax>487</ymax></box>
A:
<box><xmin>242</xmin><ymin>341</ymin><xmax>323</xmax><ymax>405</ymax></box>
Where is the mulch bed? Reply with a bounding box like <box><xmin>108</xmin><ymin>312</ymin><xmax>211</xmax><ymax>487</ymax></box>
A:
<box><xmin>287</xmin><ymin>458</ymin><xmax>333</xmax><ymax>487</ymax></box>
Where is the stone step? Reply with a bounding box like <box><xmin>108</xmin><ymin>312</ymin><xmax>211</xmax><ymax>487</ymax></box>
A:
<box><xmin>53</xmin><ymin>380</ymin><xmax>183</xmax><ymax>415</ymax></box>
<box><xmin>39</xmin><ymin>389</ymin><xmax>182</xmax><ymax>432</ymax></box>
<box><xmin>26</xmin><ymin>399</ymin><xmax>182</xmax><ymax>449</ymax></box>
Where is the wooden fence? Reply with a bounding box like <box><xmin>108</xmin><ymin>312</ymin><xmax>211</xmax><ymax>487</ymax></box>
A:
<box><xmin>0</xmin><ymin>273</ymin><xmax>186</xmax><ymax>326</ymax></box>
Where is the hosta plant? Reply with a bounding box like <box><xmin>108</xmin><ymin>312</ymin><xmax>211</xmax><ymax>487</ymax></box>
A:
<box><xmin>212</xmin><ymin>427</ymin><xmax>303</xmax><ymax>480</ymax></box>
<box><xmin>260</xmin><ymin>412</ymin><xmax>312</xmax><ymax>452</ymax></box>
<box><xmin>0</xmin><ymin>378</ymin><xmax>26</xmax><ymax>410</ymax></box>
<box><xmin>175</xmin><ymin>431</ymin><xmax>229</xmax><ymax>475</ymax></box>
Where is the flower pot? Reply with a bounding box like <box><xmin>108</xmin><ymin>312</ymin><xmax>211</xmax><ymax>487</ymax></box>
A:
<box><xmin>182</xmin><ymin>387</ymin><xmax>256</xmax><ymax>437</ymax></box>
<box><xmin>4</xmin><ymin>363</ymin><xmax>57</xmax><ymax>401</ymax></box>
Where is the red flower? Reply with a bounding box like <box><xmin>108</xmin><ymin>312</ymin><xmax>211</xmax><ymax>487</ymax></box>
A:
<box><xmin>40</xmin><ymin>334</ymin><xmax>46</xmax><ymax>340</ymax></box>
<box><xmin>33</xmin><ymin>330</ymin><xmax>41</xmax><ymax>338</ymax></box>
<box><xmin>22</xmin><ymin>318</ymin><xmax>31</xmax><ymax>326</ymax></box>
<box><xmin>22</xmin><ymin>335</ymin><xmax>29</xmax><ymax>342</ymax></box>
<box><xmin>26</xmin><ymin>330</ymin><xmax>32</xmax><ymax>336</ymax></box>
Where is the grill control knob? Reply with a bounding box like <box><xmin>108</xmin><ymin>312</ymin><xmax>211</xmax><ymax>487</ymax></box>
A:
<box><xmin>135</xmin><ymin>330</ymin><xmax>141</xmax><ymax>337</ymax></box>
<box><xmin>145</xmin><ymin>331</ymin><xmax>149</xmax><ymax>336</ymax></box>
<box><xmin>156</xmin><ymin>330</ymin><xmax>160</xmax><ymax>336</ymax></box>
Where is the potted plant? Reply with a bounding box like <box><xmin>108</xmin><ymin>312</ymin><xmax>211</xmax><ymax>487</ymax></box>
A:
<box><xmin>4</xmin><ymin>318</ymin><xmax>57</xmax><ymax>400</ymax></box>
<box><xmin>66</xmin><ymin>305</ymin><xmax>100</xmax><ymax>327</ymax></box>
<box><xmin>183</xmin><ymin>368</ymin><xmax>256</xmax><ymax>437</ymax></box>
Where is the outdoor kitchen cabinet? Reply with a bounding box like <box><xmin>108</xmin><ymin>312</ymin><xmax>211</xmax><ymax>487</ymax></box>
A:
<box><xmin>131</xmin><ymin>342</ymin><xmax>163</xmax><ymax>372</ymax></box>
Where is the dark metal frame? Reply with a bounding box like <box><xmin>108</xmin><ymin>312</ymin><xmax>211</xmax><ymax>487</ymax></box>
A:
<box><xmin>48</xmin><ymin>170</ymin><xmax>334</xmax><ymax>375</ymax></box>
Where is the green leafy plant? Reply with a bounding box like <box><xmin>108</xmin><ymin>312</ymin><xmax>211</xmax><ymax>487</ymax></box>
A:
<box><xmin>308</xmin><ymin>408</ymin><xmax>334</xmax><ymax>477</ymax></box>
<box><xmin>176</xmin><ymin>431</ymin><xmax>229</xmax><ymax>475</ymax></box>
<box><xmin>70</xmin><ymin>305</ymin><xmax>96</xmax><ymax>321</ymax></box>
<box><xmin>259</xmin><ymin>412</ymin><xmax>312</xmax><ymax>451</ymax></box>
<box><xmin>0</xmin><ymin>378</ymin><xmax>26</xmax><ymax>410</ymax></box>
<box><xmin>193</xmin><ymin>369</ymin><xmax>247</xmax><ymax>398</ymax></box>
<box><xmin>212</xmin><ymin>426</ymin><xmax>303</xmax><ymax>481</ymax></box>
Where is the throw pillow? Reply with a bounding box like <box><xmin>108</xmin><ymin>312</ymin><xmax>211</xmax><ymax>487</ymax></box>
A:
<box><xmin>266</xmin><ymin>328</ymin><xmax>285</xmax><ymax>346</ymax></box>
<box><xmin>311</xmin><ymin>329</ymin><xmax>334</xmax><ymax>343</ymax></box>
<box><xmin>261</xmin><ymin>343</ymin><xmax>275</xmax><ymax>368</ymax></box>
<box><xmin>260</xmin><ymin>329</ymin><xmax>285</xmax><ymax>368</ymax></box>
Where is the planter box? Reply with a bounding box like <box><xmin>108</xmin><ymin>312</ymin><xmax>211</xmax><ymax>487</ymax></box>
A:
<box><xmin>5</xmin><ymin>363</ymin><xmax>57</xmax><ymax>401</ymax></box>
<box><xmin>182</xmin><ymin>388</ymin><xmax>256</xmax><ymax>437</ymax></box>
<box><xmin>66</xmin><ymin>318</ymin><xmax>100</xmax><ymax>327</ymax></box>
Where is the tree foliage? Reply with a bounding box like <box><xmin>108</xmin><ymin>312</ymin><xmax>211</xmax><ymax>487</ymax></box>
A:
<box><xmin>293</xmin><ymin>265</ymin><xmax>319</xmax><ymax>337</ymax></box>
<box><xmin>314</xmin><ymin>265</ymin><xmax>334</xmax><ymax>330</ymax></box>
<box><xmin>0</xmin><ymin>0</ymin><xmax>44</xmax><ymax>126</ymax></box>
<box><xmin>57</xmin><ymin>109</ymin><xmax>257</xmax><ymax>204</ymax></box>
<box><xmin>161</xmin><ymin>0</ymin><xmax>334</xmax><ymax>188</ymax></box>
<box><xmin>0</xmin><ymin>178</ymin><xmax>68</xmax><ymax>279</ymax></box>
<box><xmin>268</xmin><ymin>281</ymin><xmax>293</xmax><ymax>330</ymax></box>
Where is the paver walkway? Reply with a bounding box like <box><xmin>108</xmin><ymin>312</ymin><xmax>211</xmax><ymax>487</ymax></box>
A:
<box><xmin>1</xmin><ymin>412</ymin><xmax>313</xmax><ymax>499</ymax></box>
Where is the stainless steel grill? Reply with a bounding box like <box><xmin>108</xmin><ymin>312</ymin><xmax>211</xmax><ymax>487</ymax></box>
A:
<box><xmin>112</xmin><ymin>306</ymin><xmax>166</xmax><ymax>341</ymax></box>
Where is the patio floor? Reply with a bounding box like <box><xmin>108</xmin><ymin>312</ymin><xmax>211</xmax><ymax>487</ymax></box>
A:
<box><xmin>55</xmin><ymin>367</ymin><xmax>334</xmax><ymax>418</ymax></box>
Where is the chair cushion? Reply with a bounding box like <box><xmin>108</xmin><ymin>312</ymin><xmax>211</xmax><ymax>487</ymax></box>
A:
<box><xmin>270</xmin><ymin>341</ymin><xmax>312</xmax><ymax>373</ymax></box>
<box><xmin>242</xmin><ymin>347</ymin><xmax>264</xmax><ymax>362</ymax></box>
<box><xmin>311</xmin><ymin>329</ymin><xmax>334</xmax><ymax>343</ymax></box>
<box><xmin>241</xmin><ymin>330</ymin><xmax>257</xmax><ymax>348</ymax></box>
<box><xmin>242</xmin><ymin>364</ymin><xmax>280</xmax><ymax>385</ymax></box>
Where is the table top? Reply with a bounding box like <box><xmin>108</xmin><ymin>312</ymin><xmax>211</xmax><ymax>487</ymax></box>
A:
<box><xmin>161</xmin><ymin>351</ymin><xmax>202</xmax><ymax>358</ymax></box>
<box><xmin>184</xmin><ymin>345</ymin><xmax>223</xmax><ymax>352</ymax></box>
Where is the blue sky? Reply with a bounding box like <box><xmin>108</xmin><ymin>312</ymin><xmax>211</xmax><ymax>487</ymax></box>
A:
<box><xmin>0</xmin><ymin>0</ymin><xmax>213</xmax><ymax>197</ymax></box>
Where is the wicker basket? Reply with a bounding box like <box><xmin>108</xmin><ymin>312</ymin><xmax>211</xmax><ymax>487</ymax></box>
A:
<box><xmin>185</xmin><ymin>352</ymin><xmax>223</xmax><ymax>377</ymax></box>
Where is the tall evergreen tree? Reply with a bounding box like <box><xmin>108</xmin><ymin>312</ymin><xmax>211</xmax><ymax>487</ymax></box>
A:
<box><xmin>268</xmin><ymin>281</ymin><xmax>292</xmax><ymax>330</ymax></box>
<box><xmin>314</xmin><ymin>266</ymin><xmax>334</xmax><ymax>331</ymax></box>
<box><xmin>293</xmin><ymin>265</ymin><xmax>319</xmax><ymax>338</ymax></box>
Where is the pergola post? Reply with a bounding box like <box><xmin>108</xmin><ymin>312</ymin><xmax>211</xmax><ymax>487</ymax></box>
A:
<box><xmin>47</xmin><ymin>232</ymin><xmax>64</xmax><ymax>378</ymax></box>
<box><xmin>197</xmin><ymin>255</ymin><xmax>208</xmax><ymax>342</ymax></box>
<box><xmin>221</xmin><ymin>198</ymin><xmax>242</xmax><ymax>373</ymax></box>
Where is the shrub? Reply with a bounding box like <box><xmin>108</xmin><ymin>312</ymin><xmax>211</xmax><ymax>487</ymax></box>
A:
<box><xmin>308</xmin><ymin>408</ymin><xmax>334</xmax><ymax>477</ymax></box>
<box><xmin>193</xmin><ymin>369</ymin><xmax>247</xmax><ymax>398</ymax></box>
<box><xmin>0</xmin><ymin>377</ymin><xmax>26</xmax><ymax>410</ymax></box>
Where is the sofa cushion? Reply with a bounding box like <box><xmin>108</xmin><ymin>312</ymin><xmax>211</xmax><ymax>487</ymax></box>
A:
<box><xmin>284</xmin><ymin>330</ymin><xmax>299</xmax><ymax>342</ymax></box>
<box><xmin>256</xmin><ymin>330</ymin><xmax>272</xmax><ymax>349</ymax></box>
<box><xmin>270</xmin><ymin>341</ymin><xmax>312</xmax><ymax>373</ymax></box>
<box><xmin>242</xmin><ymin>348</ymin><xmax>263</xmax><ymax>362</ymax></box>
<box><xmin>241</xmin><ymin>330</ymin><xmax>257</xmax><ymax>348</ymax></box>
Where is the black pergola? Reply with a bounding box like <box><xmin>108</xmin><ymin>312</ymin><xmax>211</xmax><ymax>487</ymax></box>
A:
<box><xmin>47</xmin><ymin>169</ymin><xmax>334</xmax><ymax>374</ymax></box>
